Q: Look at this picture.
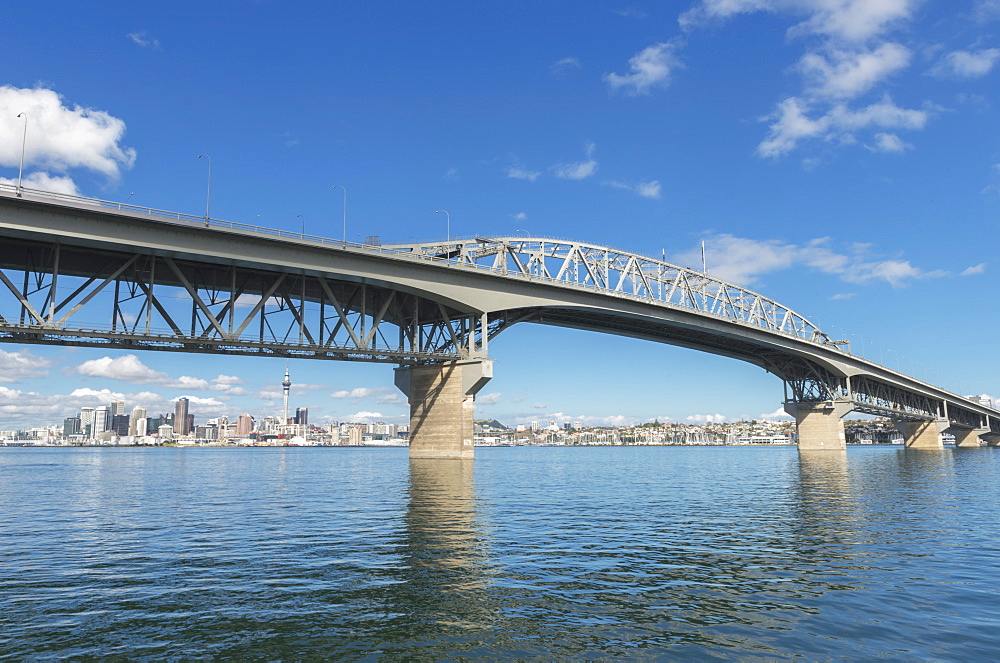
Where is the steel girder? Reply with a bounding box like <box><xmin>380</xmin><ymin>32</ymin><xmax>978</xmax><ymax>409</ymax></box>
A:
<box><xmin>0</xmin><ymin>238</ymin><xmax>504</xmax><ymax>363</ymax></box>
<box><xmin>386</xmin><ymin>237</ymin><xmax>839</xmax><ymax>347</ymax></box>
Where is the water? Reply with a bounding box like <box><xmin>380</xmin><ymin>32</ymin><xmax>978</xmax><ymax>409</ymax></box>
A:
<box><xmin>1</xmin><ymin>446</ymin><xmax>998</xmax><ymax>660</ymax></box>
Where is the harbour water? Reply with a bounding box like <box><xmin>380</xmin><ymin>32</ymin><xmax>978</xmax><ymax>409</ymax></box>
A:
<box><xmin>1</xmin><ymin>446</ymin><xmax>998</xmax><ymax>660</ymax></box>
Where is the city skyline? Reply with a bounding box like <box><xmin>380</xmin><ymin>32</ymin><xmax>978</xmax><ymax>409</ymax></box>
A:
<box><xmin>2</xmin><ymin>1</ymin><xmax>1000</xmax><ymax>429</ymax></box>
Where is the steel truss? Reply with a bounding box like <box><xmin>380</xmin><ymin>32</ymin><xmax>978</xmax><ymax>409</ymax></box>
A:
<box><xmin>0</xmin><ymin>240</ymin><xmax>506</xmax><ymax>363</ymax></box>
<box><xmin>388</xmin><ymin>237</ymin><xmax>838</xmax><ymax>346</ymax></box>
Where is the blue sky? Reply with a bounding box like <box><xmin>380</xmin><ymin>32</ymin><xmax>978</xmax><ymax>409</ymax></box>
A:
<box><xmin>1</xmin><ymin>0</ymin><xmax>999</xmax><ymax>429</ymax></box>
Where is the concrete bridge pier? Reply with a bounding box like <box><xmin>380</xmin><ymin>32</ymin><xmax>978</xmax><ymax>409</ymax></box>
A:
<box><xmin>951</xmin><ymin>427</ymin><xmax>989</xmax><ymax>448</ymax></box>
<box><xmin>895</xmin><ymin>418</ymin><xmax>949</xmax><ymax>448</ymax></box>
<box><xmin>395</xmin><ymin>360</ymin><xmax>493</xmax><ymax>459</ymax></box>
<box><xmin>784</xmin><ymin>400</ymin><xmax>853</xmax><ymax>450</ymax></box>
<box><xmin>983</xmin><ymin>433</ymin><xmax>1000</xmax><ymax>447</ymax></box>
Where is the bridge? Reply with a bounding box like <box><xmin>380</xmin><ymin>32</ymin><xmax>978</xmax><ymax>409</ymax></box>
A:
<box><xmin>1</xmin><ymin>183</ymin><xmax>997</xmax><ymax>456</ymax></box>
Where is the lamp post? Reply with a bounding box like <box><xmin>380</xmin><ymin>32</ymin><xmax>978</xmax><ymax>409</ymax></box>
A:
<box><xmin>297</xmin><ymin>214</ymin><xmax>305</xmax><ymax>238</ymax></box>
<box><xmin>16</xmin><ymin>112</ymin><xmax>27</xmax><ymax>197</ymax></box>
<box><xmin>197</xmin><ymin>154</ymin><xmax>211</xmax><ymax>224</ymax></box>
<box><xmin>332</xmin><ymin>185</ymin><xmax>347</xmax><ymax>244</ymax></box>
<box><xmin>435</xmin><ymin>209</ymin><xmax>450</xmax><ymax>243</ymax></box>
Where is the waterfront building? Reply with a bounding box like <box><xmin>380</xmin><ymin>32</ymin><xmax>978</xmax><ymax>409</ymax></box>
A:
<box><xmin>295</xmin><ymin>407</ymin><xmax>308</xmax><ymax>425</ymax></box>
<box><xmin>128</xmin><ymin>406</ymin><xmax>147</xmax><ymax>436</ymax></box>
<box><xmin>79</xmin><ymin>407</ymin><xmax>94</xmax><ymax>436</ymax></box>
<box><xmin>63</xmin><ymin>417</ymin><xmax>81</xmax><ymax>437</ymax></box>
<box><xmin>93</xmin><ymin>406</ymin><xmax>110</xmax><ymax>436</ymax></box>
<box><xmin>111</xmin><ymin>414</ymin><xmax>129</xmax><ymax>436</ymax></box>
<box><xmin>236</xmin><ymin>414</ymin><xmax>254</xmax><ymax>436</ymax></box>
<box><xmin>158</xmin><ymin>424</ymin><xmax>173</xmax><ymax>440</ymax></box>
<box><xmin>174</xmin><ymin>398</ymin><xmax>189</xmax><ymax>435</ymax></box>
<box><xmin>111</xmin><ymin>400</ymin><xmax>126</xmax><ymax>417</ymax></box>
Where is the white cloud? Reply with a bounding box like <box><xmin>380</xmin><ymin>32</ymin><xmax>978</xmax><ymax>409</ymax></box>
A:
<box><xmin>605</xmin><ymin>41</ymin><xmax>682</xmax><ymax>95</ymax></box>
<box><xmin>513</xmin><ymin>212</ymin><xmax>527</xmax><ymax>220</ymax></box>
<box><xmin>72</xmin><ymin>354</ymin><xmax>224</xmax><ymax>390</ymax></box>
<box><xmin>331</xmin><ymin>387</ymin><xmax>391</xmax><ymax>400</ymax></box>
<box><xmin>603</xmin><ymin>179</ymin><xmax>662</xmax><ymax>199</ymax></box>
<box><xmin>932</xmin><ymin>48</ymin><xmax>1000</xmax><ymax>78</ymax></box>
<box><xmin>213</xmin><ymin>374</ymin><xmax>244</xmax><ymax>386</ymax></box>
<box><xmin>686</xmin><ymin>413</ymin><xmax>727</xmax><ymax>423</ymax></box>
<box><xmin>127</xmin><ymin>31</ymin><xmax>161</xmax><ymax>50</ymax></box>
<box><xmin>759</xmin><ymin>407</ymin><xmax>794</xmax><ymax>421</ymax></box>
<box><xmin>0</xmin><ymin>172</ymin><xmax>79</xmax><ymax>195</ymax></box>
<box><xmin>341</xmin><ymin>410</ymin><xmax>408</xmax><ymax>425</ymax></box>
<box><xmin>798</xmin><ymin>43</ymin><xmax>910</xmax><ymax>101</ymax></box>
<box><xmin>867</xmin><ymin>132</ymin><xmax>910</xmax><ymax>153</ymax></box>
<box><xmin>444</xmin><ymin>167</ymin><xmax>460</xmax><ymax>181</ymax></box>
<box><xmin>533</xmin><ymin>402</ymin><xmax>548</xmax><ymax>408</ymax></box>
<box><xmin>375</xmin><ymin>393</ymin><xmax>407</xmax><ymax>405</ymax></box>
<box><xmin>551</xmin><ymin>57</ymin><xmax>582</xmax><ymax>74</ymax></box>
<box><xmin>962</xmin><ymin>263</ymin><xmax>986</xmax><ymax>276</ymax></box>
<box><xmin>973</xmin><ymin>0</ymin><xmax>1000</xmax><ymax>22</ymax></box>
<box><xmin>757</xmin><ymin>95</ymin><xmax>928</xmax><ymax>158</ymax></box>
<box><xmin>0</xmin><ymin>349</ymin><xmax>53</xmax><ymax>382</ymax></box>
<box><xmin>551</xmin><ymin>142</ymin><xmax>599</xmax><ymax>180</ymax></box>
<box><xmin>75</xmin><ymin>354</ymin><xmax>168</xmax><ymax>383</ymax></box>
<box><xmin>0</xmin><ymin>86</ymin><xmax>136</xmax><ymax>183</ymax></box>
<box><xmin>674</xmin><ymin>234</ymin><xmax>946</xmax><ymax>288</ymax></box>
<box><xmin>477</xmin><ymin>392</ymin><xmax>502</xmax><ymax>405</ymax></box>
<box><xmin>507</xmin><ymin>166</ymin><xmax>541</xmax><ymax>182</ymax></box>
<box><xmin>679</xmin><ymin>2</ymin><xmax>926</xmax><ymax>157</ymax></box>
<box><xmin>831</xmin><ymin>292</ymin><xmax>856</xmax><ymax>300</ymax></box>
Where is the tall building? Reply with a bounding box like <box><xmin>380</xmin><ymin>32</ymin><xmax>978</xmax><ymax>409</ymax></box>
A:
<box><xmin>111</xmin><ymin>414</ymin><xmax>129</xmax><ymax>436</ymax></box>
<box><xmin>236</xmin><ymin>413</ymin><xmax>254</xmax><ymax>436</ymax></box>
<box><xmin>129</xmin><ymin>406</ymin><xmax>147</xmax><ymax>436</ymax></box>
<box><xmin>80</xmin><ymin>407</ymin><xmax>95</xmax><ymax>436</ymax></box>
<box><xmin>93</xmin><ymin>406</ymin><xmax>110</xmax><ymax>436</ymax></box>
<box><xmin>295</xmin><ymin>407</ymin><xmax>308</xmax><ymax>425</ymax></box>
<box><xmin>63</xmin><ymin>417</ymin><xmax>81</xmax><ymax>437</ymax></box>
<box><xmin>174</xmin><ymin>398</ymin><xmax>190</xmax><ymax>435</ymax></box>
<box><xmin>111</xmin><ymin>400</ymin><xmax>126</xmax><ymax>417</ymax></box>
<box><xmin>282</xmin><ymin>365</ymin><xmax>292</xmax><ymax>424</ymax></box>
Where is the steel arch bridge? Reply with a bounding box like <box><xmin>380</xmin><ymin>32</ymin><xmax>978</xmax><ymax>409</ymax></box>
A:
<box><xmin>0</xmin><ymin>183</ymin><xmax>997</xmax><ymax>450</ymax></box>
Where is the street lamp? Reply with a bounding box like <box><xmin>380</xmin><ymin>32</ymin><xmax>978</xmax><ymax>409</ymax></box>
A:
<box><xmin>297</xmin><ymin>214</ymin><xmax>305</xmax><ymax>237</ymax></box>
<box><xmin>16</xmin><ymin>112</ymin><xmax>27</xmax><ymax>197</ymax></box>
<box><xmin>332</xmin><ymin>185</ymin><xmax>347</xmax><ymax>244</ymax></box>
<box><xmin>435</xmin><ymin>209</ymin><xmax>450</xmax><ymax>243</ymax></box>
<box><xmin>197</xmin><ymin>154</ymin><xmax>211</xmax><ymax>224</ymax></box>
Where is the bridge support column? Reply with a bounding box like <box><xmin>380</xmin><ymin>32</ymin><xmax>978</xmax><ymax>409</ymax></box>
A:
<box><xmin>395</xmin><ymin>360</ymin><xmax>493</xmax><ymax>459</ymax></box>
<box><xmin>951</xmin><ymin>427</ymin><xmax>988</xmax><ymax>448</ymax></box>
<box><xmin>895</xmin><ymin>418</ymin><xmax>949</xmax><ymax>448</ymax></box>
<box><xmin>785</xmin><ymin>400</ymin><xmax>852</xmax><ymax>450</ymax></box>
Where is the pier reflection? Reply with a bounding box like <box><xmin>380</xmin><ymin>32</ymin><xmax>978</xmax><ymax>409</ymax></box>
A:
<box><xmin>395</xmin><ymin>459</ymin><xmax>498</xmax><ymax>636</ymax></box>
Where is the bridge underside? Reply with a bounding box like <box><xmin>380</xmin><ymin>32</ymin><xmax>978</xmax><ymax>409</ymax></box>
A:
<box><xmin>0</xmin><ymin>237</ymin><xmax>501</xmax><ymax>364</ymax></box>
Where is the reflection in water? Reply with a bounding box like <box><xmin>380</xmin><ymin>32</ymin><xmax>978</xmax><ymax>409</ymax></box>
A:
<box><xmin>366</xmin><ymin>459</ymin><xmax>505</xmax><ymax>657</ymax></box>
<box><xmin>3</xmin><ymin>447</ymin><xmax>1000</xmax><ymax>659</ymax></box>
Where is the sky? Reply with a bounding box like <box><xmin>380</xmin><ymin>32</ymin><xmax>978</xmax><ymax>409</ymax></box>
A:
<box><xmin>1</xmin><ymin>0</ymin><xmax>1000</xmax><ymax>430</ymax></box>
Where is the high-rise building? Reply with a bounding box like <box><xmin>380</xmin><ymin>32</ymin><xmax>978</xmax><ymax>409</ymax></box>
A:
<box><xmin>129</xmin><ymin>406</ymin><xmax>147</xmax><ymax>436</ymax></box>
<box><xmin>111</xmin><ymin>400</ymin><xmax>126</xmax><ymax>417</ymax></box>
<box><xmin>174</xmin><ymin>398</ymin><xmax>190</xmax><ymax>435</ymax></box>
<box><xmin>80</xmin><ymin>407</ymin><xmax>95</xmax><ymax>436</ymax></box>
<box><xmin>236</xmin><ymin>414</ymin><xmax>254</xmax><ymax>436</ymax></box>
<box><xmin>295</xmin><ymin>407</ymin><xmax>308</xmax><ymax>425</ymax></box>
<box><xmin>93</xmin><ymin>406</ymin><xmax>110</xmax><ymax>436</ymax></box>
<box><xmin>63</xmin><ymin>417</ymin><xmax>81</xmax><ymax>437</ymax></box>
<box><xmin>135</xmin><ymin>417</ymin><xmax>148</xmax><ymax>437</ymax></box>
<box><xmin>111</xmin><ymin>414</ymin><xmax>129</xmax><ymax>436</ymax></box>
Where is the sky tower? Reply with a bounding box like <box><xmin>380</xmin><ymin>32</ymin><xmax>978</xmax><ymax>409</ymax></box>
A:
<box><xmin>282</xmin><ymin>363</ymin><xmax>292</xmax><ymax>424</ymax></box>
